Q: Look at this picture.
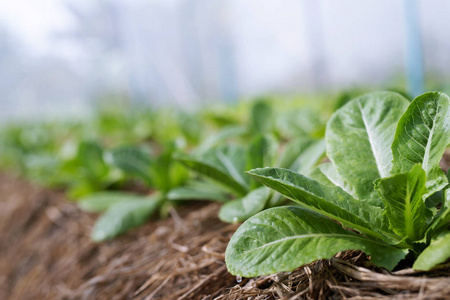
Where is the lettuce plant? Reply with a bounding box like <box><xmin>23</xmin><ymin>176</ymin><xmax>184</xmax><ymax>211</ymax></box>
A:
<box><xmin>225</xmin><ymin>92</ymin><xmax>450</xmax><ymax>277</ymax></box>
<box><xmin>78</xmin><ymin>100</ymin><xmax>325</xmax><ymax>241</ymax></box>
<box><xmin>173</xmin><ymin>100</ymin><xmax>327</xmax><ymax>223</ymax></box>
<box><xmin>65</xmin><ymin>141</ymin><xmax>125</xmax><ymax>198</ymax></box>
<box><xmin>78</xmin><ymin>142</ymin><xmax>189</xmax><ymax>241</ymax></box>
<box><xmin>175</xmin><ymin>134</ymin><xmax>325</xmax><ymax>223</ymax></box>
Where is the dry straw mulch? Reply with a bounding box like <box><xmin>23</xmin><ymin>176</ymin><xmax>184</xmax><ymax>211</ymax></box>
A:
<box><xmin>0</xmin><ymin>173</ymin><xmax>449</xmax><ymax>300</ymax></box>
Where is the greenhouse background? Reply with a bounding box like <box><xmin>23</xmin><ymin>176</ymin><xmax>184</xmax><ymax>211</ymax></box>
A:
<box><xmin>2</xmin><ymin>1</ymin><xmax>450</xmax><ymax>299</ymax></box>
<box><xmin>1</xmin><ymin>0</ymin><xmax>450</xmax><ymax>119</ymax></box>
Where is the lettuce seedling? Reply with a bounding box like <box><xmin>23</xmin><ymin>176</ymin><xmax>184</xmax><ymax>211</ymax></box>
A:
<box><xmin>226</xmin><ymin>91</ymin><xmax>450</xmax><ymax>277</ymax></box>
<box><xmin>65</xmin><ymin>141</ymin><xmax>125</xmax><ymax>198</ymax></box>
<box><xmin>79</xmin><ymin>142</ymin><xmax>189</xmax><ymax>242</ymax></box>
<box><xmin>175</xmin><ymin>134</ymin><xmax>325</xmax><ymax>223</ymax></box>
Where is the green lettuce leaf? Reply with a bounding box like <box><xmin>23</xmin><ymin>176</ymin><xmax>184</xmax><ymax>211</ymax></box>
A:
<box><xmin>309</xmin><ymin>163</ymin><xmax>353</xmax><ymax>195</ymax></box>
<box><xmin>194</xmin><ymin>126</ymin><xmax>246</xmax><ymax>154</ymax></box>
<box><xmin>247</xmin><ymin>135</ymin><xmax>277</xmax><ymax>189</ymax></box>
<box><xmin>219</xmin><ymin>187</ymin><xmax>271</xmax><ymax>223</ymax></box>
<box><xmin>413</xmin><ymin>231</ymin><xmax>450</xmax><ymax>271</ymax></box>
<box><xmin>426</xmin><ymin>171</ymin><xmax>450</xmax><ymax>237</ymax></box>
<box><xmin>375</xmin><ymin>164</ymin><xmax>432</xmax><ymax>242</ymax></box>
<box><xmin>326</xmin><ymin>92</ymin><xmax>409</xmax><ymax>205</ymax></box>
<box><xmin>290</xmin><ymin>139</ymin><xmax>325</xmax><ymax>174</ymax></box>
<box><xmin>251</xmin><ymin>100</ymin><xmax>273</xmax><ymax>134</ymax></box>
<box><xmin>106</xmin><ymin>146</ymin><xmax>152</xmax><ymax>186</ymax></box>
<box><xmin>77</xmin><ymin>141</ymin><xmax>109</xmax><ymax>180</ymax></box>
<box><xmin>391</xmin><ymin>92</ymin><xmax>450</xmax><ymax>198</ymax></box>
<box><xmin>176</xmin><ymin>145</ymin><xmax>249</xmax><ymax>196</ymax></box>
<box><xmin>225</xmin><ymin>206</ymin><xmax>406</xmax><ymax>277</ymax></box>
<box><xmin>167</xmin><ymin>180</ymin><xmax>229</xmax><ymax>202</ymax></box>
<box><xmin>78</xmin><ymin>192</ymin><xmax>149</xmax><ymax>213</ymax></box>
<box><xmin>247</xmin><ymin>167</ymin><xmax>394</xmax><ymax>242</ymax></box>
<box><xmin>277</xmin><ymin>137</ymin><xmax>315</xmax><ymax>169</ymax></box>
<box><xmin>91</xmin><ymin>195</ymin><xmax>163</xmax><ymax>242</ymax></box>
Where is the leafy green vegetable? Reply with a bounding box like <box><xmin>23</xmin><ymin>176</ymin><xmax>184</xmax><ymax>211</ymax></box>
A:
<box><xmin>150</xmin><ymin>144</ymin><xmax>188</xmax><ymax>193</ymax></box>
<box><xmin>219</xmin><ymin>187</ymin><xmax>271</xmax><ymax>223</ymax></box>
<box><xmin>177</xmin><ymin>143</ymin><xmax>273</xmax><ymax>222</ymax></box>
<box><xmin>66</xmin><ymin>141</ymin><xmax>122</xmax><ymax>198</ymax></box>
<box><xmin>91</xmin><ymin>194</ymin><xmax>163</xmax><ymax>242</ymax></box>
<box><xmin>247</xmin><ymin>168</ymin><xmax>392</xmax><ymax>242</ymax></box>
<box><xmin>77</xmin><ymin>141</ymin><xmax>109</xmax><ymax>180</ymax></box>
<box><xmin>1</xmin><ymin>96</ymin><xmax>331</xmax><ymax>239</ymax></box>
<box><xmin>78</xmin><ymin>192</ymin><xmax>147</xmax><ymax>213</ymax></box>
<box><xmin>247</xmin><ymin>135</ymin><xmax>277</xmax><ymax>172</ymax></box>
<box><xmin>226</xmin><ymin>91</ymin><xmax>450</xmax><ymax>278</ymax></box>
<box><xmin>246</xmin><ymin>135</ymin><xmax>277</xmax><ymax>189</ymax></box>
<box><xmin>391</xmin><ymin>92</ymin><xmax>450</xmax><ymax>198</ymax></box>
<box><xmin>195</xmin><ymin>126</ymin><xmax>246</xmax><ymax>154</ymax></box>
<box><xmin>86</xmin><ymin>142</ymin><xmax>190</xmax><ymax>241</ymax></box>
<box><xmin>426</xmin><ymin>171</ymin><xmax>450</xmax><ymax>237</ymax></box>
<box><xmin>276</xmin><ymin>109</ymin><xmax>325</xmax><ymax>139</ymax></box>
<box><xmin>290</xmin><ymin>139</ymin><xmax>325</xmax><ymax>174</ymax></box>
<box><xmin>375</xmin><ymin>164</ymin><xmax>432</xmax><ymax>242</ymax></box>
<box><xmin>107</xmin><ymin>146</ymin><xmax>153</xmax><ymax>186</ymax></box>
<box><xmin>167</xmin><ymin>180</ymin><xmax>230</xmax><ymax>202</ymax></box>
<box><xmin>326</xmin><ymin>92</ymin><xmax>409</xmax><ymax>205</ymax></box>
<box><xmin>176</xmin><ymin>145</ymin><xmax>249</xmax><ymax>196</ymax></box>
<box><xmin>277</xmin><ymin>138</ymin><xmax>315</xmax><ymax>169</ymax></box>
<box><xmin>413</xmin><ymin>231</ymin><xmax>450</xmax><ymax>270</ymax></box>
<box><xmin>250</xmin><ymin>100</ymin><xmax>273</xmax><ymax>135</ymax></box>
<box><xmin>226</xmin><ymin>206</ymin><xmax>406</xmax><ymax>277</ymax></box>
<box><xmin>309</xmin><ymin>163</ymin><xmax>353</xmax><ymax>195</ymax></box>
<box><xmin>178</xmin><ymin>130</ymin><xmax>326</xmax><ymax>224</ymax></box>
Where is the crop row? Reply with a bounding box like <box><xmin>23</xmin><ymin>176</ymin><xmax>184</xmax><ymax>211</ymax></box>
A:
<box><xmin>1</xmin><ymin>91</ymin><xmax>449</xmax><ymax>276</ymax></box>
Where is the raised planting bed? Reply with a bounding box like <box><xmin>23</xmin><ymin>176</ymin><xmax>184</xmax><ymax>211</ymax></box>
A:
<box><xmin>1</xmin><ymin>172</ymin><xmax>450</xmax><ymax>300</ymax></box>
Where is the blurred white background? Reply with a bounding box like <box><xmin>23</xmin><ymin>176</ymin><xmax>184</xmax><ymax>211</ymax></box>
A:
<box><xmin>1</xmin><ymin>0</ymin><xmax>450</xmax><ymax>120</ymax></box>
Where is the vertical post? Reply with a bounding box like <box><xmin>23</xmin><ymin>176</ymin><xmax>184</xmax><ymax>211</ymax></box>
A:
<box><xmin>214</xmin><ymin>1</ymin><xmax>238</xmax><ymax>104</ymax></box>
<box><xmin>404</xmin><ymin>0</ymin><xmax>424</xmax><ymax>97</ymax></box>
<box><xmin>216</xmin><ymin>33</ymin><xmax>238</xmax><ymax>104</ymax></box>
<box><xmin>302</xmin><ymin>0</ymin><xmax>327</xmax><ymax>89</ymax></box>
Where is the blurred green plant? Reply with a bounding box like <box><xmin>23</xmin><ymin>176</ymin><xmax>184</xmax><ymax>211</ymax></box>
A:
<box><xmin>0</xmin><ymin>95</ymin><xmax>332</xmax><ymax>241</ymax></box>
<box><xmin>175</xmin><ymin>100</ymin><xmax>326</xmax><ymax>223</ymax></box>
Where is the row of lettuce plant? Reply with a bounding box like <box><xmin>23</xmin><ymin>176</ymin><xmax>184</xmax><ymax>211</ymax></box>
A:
<box><xmin>81</xmin><ymin>100</ymin><xmax>329</xmax><ymax>241</ymax></box>
<box><xmin>4</xmin><ymin>91</ymin><xmax>447</xmax><ymax>274</ymax></box>
<box><xmin>0</xmin><ymin>97</ymin><xmax>330</xmax><ymax>241</ymax></box>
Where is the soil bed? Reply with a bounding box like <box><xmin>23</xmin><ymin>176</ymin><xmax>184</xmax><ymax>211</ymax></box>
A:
<box><xmin>0</xmin><ymin>173</ymin><xmax>449</xmax><ymax>299</ymax></box>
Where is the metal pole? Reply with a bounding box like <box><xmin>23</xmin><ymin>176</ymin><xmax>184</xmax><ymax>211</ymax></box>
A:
<box><xmin>404</xmin><ymin>0</ymin><xmax>424</xmax><ymax>97</ymax></box>
<box><xmin>302</xmin><ymin>0</ymin><xmax>328</xmax><ymax>89</ymax></box>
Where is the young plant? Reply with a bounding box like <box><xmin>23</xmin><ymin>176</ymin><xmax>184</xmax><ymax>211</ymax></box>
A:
<box><xmin>175</xmin><ymin>134</ymin><xmax>325</xmax><ymax>223</ymax></box>
<box><xmin>75</xmin><ymin>102</ymin><xmax>282</xmax><ymax>242</ymax></box>
<box><xmin>172</xmin><ymin>100</ymin><xmax>327</xmax><ymax>223</ymax></box>
<box><xmin>65</xmin><ymin>141</ymin><xmax>125</xmax><ymax>198</ymax></box>
<box><xmin>225</xmin><ymin>91</ymin><xmax>450</xmax><ymax>277</ymax></box>
<box><xmin>78</xmin><ymin>142</ymin><xmax>189</xmax><ymax>241</ymax></box>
